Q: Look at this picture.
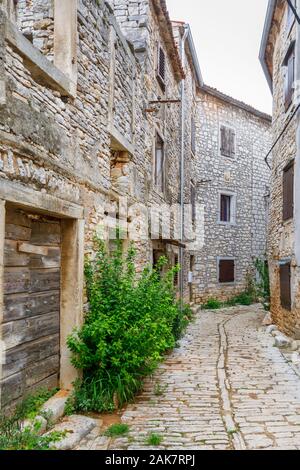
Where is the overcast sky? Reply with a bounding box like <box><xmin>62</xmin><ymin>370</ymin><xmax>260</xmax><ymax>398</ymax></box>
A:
<box><xmin>167</xmin><ymin>0</ymin><xmax>272</xmax><ymax>114</ymax></box>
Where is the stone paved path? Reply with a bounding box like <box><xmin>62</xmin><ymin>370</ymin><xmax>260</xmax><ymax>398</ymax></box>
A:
<box><xmin>79</xmin><ymin>305</ymin><xmax>300</xmax><ymax>450</ymax></box>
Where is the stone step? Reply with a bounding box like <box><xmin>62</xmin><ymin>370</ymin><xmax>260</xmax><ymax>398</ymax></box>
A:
<box><xmin>48</xmin><ymin>415</ymin><xmax>101</xmax><ymax>450</ymax></box>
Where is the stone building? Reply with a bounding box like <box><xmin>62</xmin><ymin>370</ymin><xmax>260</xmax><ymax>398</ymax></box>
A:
<box><xmin>260</xmin><ymin>0</ymin><xmax>300</xmax><ymax>337</ymax></box>
<box><xmin>0</xmin><ymin>0</ymin><xmax>273</xmax><ymax>411</ymax></box>
<box><xmin>191</xmin><ymin>86</ymin><xmax>272</xmax><ymax>304</ymax></box>
<box><xmin>0</xmin><ymin>0</ymin><xmax>202</xmax><ymax>410</ymax></box>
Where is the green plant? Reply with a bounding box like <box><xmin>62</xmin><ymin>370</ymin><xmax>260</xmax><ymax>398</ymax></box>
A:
<box><xmin>0</xmin><ymin>392</ymin><xmax>64</xmax><ymax>450</ymax></box>
<box><xmin>172</xmin><ymin>303</ymin><xmax>193</xmax><ymax>340</ymax></box>
<box><xmin>104</xmin><ymin>423</ymin><xmax>129</xmax><ymax>437</ymax></box>
<box><xmin>154</xmin><ymin>382</ymin><xmax>168</xmax><ymax>397</ymax></box>
<box><xmin>67</xmin><ymin>237</ymin><xmax>190</xmax><ymax>413</ymax></box>
<box><xmin>18</xmin><ymin>388</ymin><xmax>58</xmax><ymax>420</ymax></box>
<box><xmin>225</xmin><ymin>292</ymin><xmax>253</xmax><ymax>307</ymax></box>
<box><xmin>255</xmin><ymin>258</ymin><xmax>270</xmax><ymax>310</ymax></box>
<box><xmin>145</xmin><ymin>432</ymin><xmax>163</xmax><ymax>446</ymax></box>
<box><xmin>202</xmin><ymin>298</ymin><xmax>222</xmax><ymax>310</ymax></box>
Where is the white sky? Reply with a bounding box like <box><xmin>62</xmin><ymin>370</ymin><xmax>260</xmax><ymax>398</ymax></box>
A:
<box><xmin>167</xmin><ymin>0</ymin><xmax>273</xmax><ymax>114</ymax></box>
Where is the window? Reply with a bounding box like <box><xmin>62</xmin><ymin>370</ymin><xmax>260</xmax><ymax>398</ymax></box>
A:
<box><xmin>191</xmin><ymin>117</ymin><xmax>196</xmax><ymax>155</ymax></box>
<box><xmin>219</xmin><ymin>193</ymin><xmax>235</xmax><ymax>224</ymax></box>
<box><xmin>154</xmin><ymin>133</ymin><xmax>165</xmax><ymax>192</ymax></box>
<box><xmin>191</xmin><ymin>181</ymin><xmax>196</xmax><ymax>223</ymax></box>
<box><xmin>220</xmin><ymin>125</ymin><xmax>235</xmax><ymax>158</ymax></box>
<box><xmin>157</xmin><ymin>45</ymin><xmax>166</xmax><ymax>91</ymax></box>
<box><xmin>280</xmin><ymin>262</ymin><xmax>292</xmax><ymax>311</ymax></box>
<box><xmin>174</xmin><ymin>254</ymin><xmax>179</xmax><ymax>287</ymax></box>
<box><xmin>283</xmin><ymin>41</ymin><xmax>295</xmax><ymax>111</ymax></box>
<box><xmin>283</xmin><ymin>160</ymin><xmax>294</xmax><ymax>221</ymax></box>
<box><xmin>219</xmin><ymin>258</ymin><xmax>235</xmax><ymax>284</ymax></box>
<box><xmin>287</xmin><ymin>0</ymin><xmax>296</xmax><ymax>32</ymax></box>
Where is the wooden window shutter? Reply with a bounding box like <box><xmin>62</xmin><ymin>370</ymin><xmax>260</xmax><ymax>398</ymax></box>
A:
<box><xmin>229</xmin><ymin>129</ymin><xmax>236</xmax><ymax>157</ymax></box>
<box><xmin>191</xmin><ymin>182</ymin><xmax>196</xmax><ymax>222</ymax></box>
<box><xmin>220</xmin><ymin>126</ymin><xmax>226</xmax><ymax>155</ymax></box>
<box><xmin>219</xmin><ymin>259</ymin><xmax>235</xmax><ymax>283</ymax></box>
<box><xmin>191</xmin><ymin>117</ymin><xmax>196</xmax><ymax>154</ymax></box>
<box><xmin>284</xmin><ymin>46</ymin><xmax>295</xmax><ymax>111</ymax></box>
<box><xmin>174</xmin><ymin>255</ymin><xmax>179</xmax><ymax>287</ymax></box>
<box><xmin>155</xmin><ymin>133</ymin><xmax>164</xmax><ymax>192</ymax></box>
<box><xmin>220</xmin><ymin>126</ymin><xmax>235</xmax><ymax>157</ymax></box>
<box><xmin>283</xmin><ymin>161</ymin><xmax>294</xmax><ymax>220</ymax></box>
<box><xmin>280</xmin><ymin>262</ymin><xmax>291</xmax><ymax>310</ymax></box>
<box><xmin>157</xmin><ymin>45</ymin><xmax>166</xmax><ymax>91</ymax></box>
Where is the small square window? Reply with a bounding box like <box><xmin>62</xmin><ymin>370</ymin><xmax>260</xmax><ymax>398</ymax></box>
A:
<box><xmin>219</xmin><ymin>259</ymin><xmax>235</xmax><ymax>284</ymax></box>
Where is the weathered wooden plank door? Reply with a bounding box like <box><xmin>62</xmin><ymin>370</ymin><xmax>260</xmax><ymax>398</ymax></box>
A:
<box><xmin>1</xmin><ymin>205</ymin><xmax>61</xmax><ymax>409</ymax></box>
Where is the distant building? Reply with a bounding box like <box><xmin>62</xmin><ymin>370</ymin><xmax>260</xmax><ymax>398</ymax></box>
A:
<box><xmin>192</xmin><ymin>86</ymin><xmax>271</xmax><ymax>304</ymax></box>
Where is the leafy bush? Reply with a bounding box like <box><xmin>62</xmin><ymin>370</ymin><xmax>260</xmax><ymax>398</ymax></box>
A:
<box><xmin>202</xmin><ymin>298</ymin><xmax>222</xmax><ymax>310</ymax></box>
<box><xmin>67</xmin><ymin>238</ymin><xmax>191</xmax><ymax>413</ymax></box>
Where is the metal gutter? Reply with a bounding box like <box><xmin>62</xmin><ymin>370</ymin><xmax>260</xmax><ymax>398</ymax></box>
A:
<box><xmin>179</xmin><ymin>25</ymin><xmax>189</xmax><ymax>304</ymax></box>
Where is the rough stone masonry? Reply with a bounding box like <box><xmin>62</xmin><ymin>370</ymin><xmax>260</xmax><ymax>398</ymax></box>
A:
<box><xmin>0</xmin><ymin>0</ymin><xmax>271</xmax><ymax>410</ymax></box>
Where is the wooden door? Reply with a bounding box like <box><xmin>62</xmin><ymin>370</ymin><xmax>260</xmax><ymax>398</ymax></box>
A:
<box><xmin>1</xmin><ymin>205</ymin><xmax>61</xmax><ymax>409</ymax></box>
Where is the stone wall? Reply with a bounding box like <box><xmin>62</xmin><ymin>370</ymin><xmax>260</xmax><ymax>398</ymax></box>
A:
<box><xmin>267</xmin><ymin>2</ymin><xmax>300</xmax><ymax>337</ymax></box>
<box><xmin>193</xmin><ymin>88</ymin><xmax>271</xmax><ymax>304</ymax></box>
<box><xmin>0</xmin><ymin>0</ymin><xmax>193</xmax><ymax>408</ymax></box>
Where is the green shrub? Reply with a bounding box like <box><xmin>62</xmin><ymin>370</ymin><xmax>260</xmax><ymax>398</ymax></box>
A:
<box><xmin>67</xmin><ymin>238</ymin><xmax>191</xmax><ymax>413</ymax></box>
<box><xmin>202</xmin><ymin>298</ymin><xmax>222</xmax><ymax>310</ymax></box>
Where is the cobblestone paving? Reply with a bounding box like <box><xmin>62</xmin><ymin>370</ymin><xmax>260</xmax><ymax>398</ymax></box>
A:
<box><xmin>82</xmin><ymin>305</ymin><xmax>300</xmax><ymax>450</ymax></box>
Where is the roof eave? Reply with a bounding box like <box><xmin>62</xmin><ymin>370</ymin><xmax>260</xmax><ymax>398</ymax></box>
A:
<box><xmin>259</xmin><ymin>0</ymin><xmax>277</xmax><ymax>93</ymax></box>
<box><xmin>185</xmin><ymin>25</ymin><xmax>204</xmax><ymax>89</ymax></box>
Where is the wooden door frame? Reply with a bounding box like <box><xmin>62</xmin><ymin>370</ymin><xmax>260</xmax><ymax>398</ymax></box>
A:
<box><xmin>0</xmin><ymin>180</ymin><xmax>85</xmax><ymax>408</ymax></box>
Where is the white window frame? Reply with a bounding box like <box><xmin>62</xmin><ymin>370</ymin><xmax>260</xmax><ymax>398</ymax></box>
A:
<box><xmin>217</xmin><ymin>190</ymin><xmax>236</xmax><ymax>225</ymax></box>
<box><xmin>218</xmin><ymin>123</ymin><xmax>237</xmax><ymax>159</ymax></box>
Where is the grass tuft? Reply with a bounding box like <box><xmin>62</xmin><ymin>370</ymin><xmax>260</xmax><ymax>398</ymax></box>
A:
<box><xmin>104</xmin><ymin>423</ymin><xmax>130</xmax><ymax>437</ymax></box>
<box><xmin>145</xmin><ymin>432</ymin><xmax>163</xmax><ymax>446</ymax></box>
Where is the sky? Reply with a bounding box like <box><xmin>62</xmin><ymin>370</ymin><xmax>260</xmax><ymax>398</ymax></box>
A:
<box><xmin>167</xmin><ymin>0</ymin><xmax>272</xmax><ymax>114</ymax></box>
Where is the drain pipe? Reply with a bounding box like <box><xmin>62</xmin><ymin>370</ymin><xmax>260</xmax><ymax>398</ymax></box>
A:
<box><xmin>179</xmin><ymin>25</ymin><xmax>189</xmax><ymax>305</ymax></box>
<box><xmin>294</xmin><ymin>1</ymin><xmax>300</xmax><ymax>267</ymax></box>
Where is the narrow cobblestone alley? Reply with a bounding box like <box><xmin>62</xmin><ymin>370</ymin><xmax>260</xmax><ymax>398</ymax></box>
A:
<box><xmin>100</xmin><ymin>305</ymin><xmax>300</xmax><ymax>451</ymax></box>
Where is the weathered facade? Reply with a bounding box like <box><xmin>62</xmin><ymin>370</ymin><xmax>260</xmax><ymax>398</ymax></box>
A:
<box><xmin>0</xmin><ymin>0</ymin><xmax>272</xmax><ymax>410</ymax></box>
<box><xmin>192</xmin><ymin>86</ymin><xmax>272</xmax><ymax>304</ymax></box>
<box><xmin>0</xmin><ymin>0</ymin><xmax>201</xmax><ymax>410</ymax></box>
<box><xmin>260</xmin><ymin>0</ymin><xmax>300</xmax><ymax>337</ymax></box>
